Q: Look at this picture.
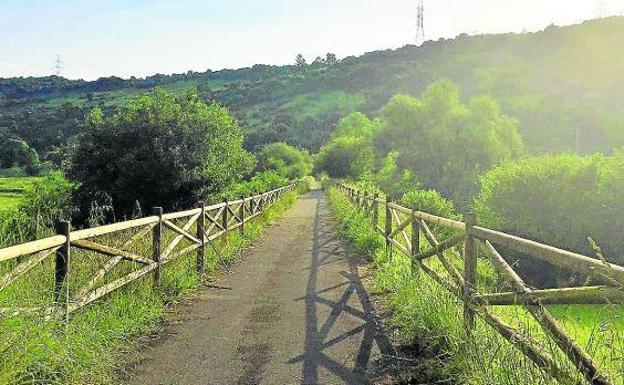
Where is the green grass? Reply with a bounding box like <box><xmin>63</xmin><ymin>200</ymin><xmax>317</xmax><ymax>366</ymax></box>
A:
<box><xmin>0</xmin><ymin>176</ymin><xmax>44</xmax><ymax>211</ymax></box>
<box><xmin>0</xmin><ymin>191</ymin><xmax>297</xmax><ymax>384</ymax></box>
<box><xmin>326</xmin><ymin>187</ymin><xmax>624</xmax><ymax>384</ymax></box>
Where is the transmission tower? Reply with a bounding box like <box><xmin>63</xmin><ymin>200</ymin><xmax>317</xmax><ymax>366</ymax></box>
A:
<box><xmin>597</xmin><ymin>0</ymin><xmax>607</xmax><ymax>18</ymax></box>
<box><xmin>416</xmin><ymin>0</ymin><xmax>425</xmax><ymax>45</ymax></box>
<box><xmin>54</xmin><ymin>54</ymin><xmax>63</xmax><ymax>76</ymax></box>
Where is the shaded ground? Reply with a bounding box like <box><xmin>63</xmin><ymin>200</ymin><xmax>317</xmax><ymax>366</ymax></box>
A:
<box><xmin>122</xmin><ymin>190</ymin><xmax>404</xmax><ymax>385</ymax></box>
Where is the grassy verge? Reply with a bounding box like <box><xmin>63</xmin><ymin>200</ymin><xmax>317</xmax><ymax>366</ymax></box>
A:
<box><xmin>0</xmin><ymin>191</ymin><xmax>297</xmax><ymax>385</ymax></box>
<box><xmin>326</xmin><ymin>187</ymin><xmax>623</xmax><ymax>384</ymax></box>
<box><xmin>0</xmin><ymin>176</ymin><xmax>44</xmax><ymax>212</ymax></box>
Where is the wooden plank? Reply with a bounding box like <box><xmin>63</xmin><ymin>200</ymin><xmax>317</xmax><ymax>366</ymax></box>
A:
<box><xmin>473</xmin><ymin>226</ymin><xmax>624</xmax><ymax>286</ymax></box>
<box><xmin>476</xmin><ymin>286</ymin><xmax>624</xmax><ymax>306</ymax></box>
<box><xmin>413</xmin><ymin>234</ymin><xmax>464</xmax><ymax>262</ymax></box>
<box><xmin>0</xmin><ymin>247</ymin><xmax>57</xmax><ymax>293</ymax></box>
<box><xmin>71</xmin><ymin>216</ymin><xmax>158</xmax><ymax>242</ymax></box>
<box><xmin>416</xmin><ymin>211</ymin><xmax>466</xmax><ymax>232</ymax></box>
<box><xmin>419</xmin><ymin>220</ymin><xmax>465</xmax><ymax>286</ymax></box>
<box><xmin>463</xmin><ymin>213</ymin><xmax>478</xmax><ymax>332</ymax></box>
<box><xmin>163</xmin><ymin>220</ymin><xmax>201</xmax><ymax>244</ymax></box>
<box><xmin>161</xmin><ymin>212</ymin><xmax>200</xmax><ymax>261</ymax></box>
<box><xmin>71</xmin><ymin>239</ymin><xmax>153</xmax><ymax>265</ymax></box>
<box><xmin>483</xmin><ymin>241</ymin><xmax>613</xmax><ymax>385</ymax></box>
<box><xmin>0</xmin><ymin>235</ymin><xmax>66</xmax><ymax>262</ymax></box>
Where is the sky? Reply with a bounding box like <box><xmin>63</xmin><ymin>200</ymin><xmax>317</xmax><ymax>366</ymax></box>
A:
<box><xmin>1</xmin><ymin>0</ymin><xmax>623</xmax><ymax>80</ymax></box>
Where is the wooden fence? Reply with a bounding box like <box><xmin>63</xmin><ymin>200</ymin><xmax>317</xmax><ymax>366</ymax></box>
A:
<box><xmin>337</xmin><ymin>183</ymin><xmax>624</xmax><ymax>385</ymax></box>
<box><xmin>0</xmin><ymin>183</ymin><xmax>295</xmax><ymax>322</ymax></box>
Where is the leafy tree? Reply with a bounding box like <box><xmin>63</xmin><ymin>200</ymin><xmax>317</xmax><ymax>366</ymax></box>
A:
<box><xmin>68</xmin><ymin>88</ymin><xmax>255</xmax><ymax>221</ymax></box>
<box><xmin>373</xmin><ymin>80</ymin><xmax>523</xmax><ymax>206</ymax></box>
<box><xmin>256</xmin><ymin>142</ymin><xmax>312</xmax><ymax>179</ymax></box>
<box><xmin>325</xmin><ymin>53</ymin><xmax>338</xmax><ymax>66</ymax></box>
<box><xmin>0</xmin><ymin>134</ymin><xmax>41</xmax><ymax>175</ymax></box>
<box><xmin>314</xmin><ymin>135</ymin><xmax>374</xmax><ymax>179</ymax></box>
<box><xmin>332</xmin><ymin>112</ymin><xmax>376</xmax><ymax>139</ymax></box>
<box><xmin>295</xmin><ymin>54</ymin><xmax>307</xmax><ymax>67</ymax></box>
<box><xmin>475</xmin><ymin>152</ymin><xmax>624</xmax><ymax>285</ymax></box>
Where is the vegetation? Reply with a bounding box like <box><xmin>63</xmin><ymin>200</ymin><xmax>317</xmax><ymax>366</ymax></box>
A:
<box><xmin>0</xmin><ymin>190</ymin><xmax>298</xmax><ymax>384</ymax></box>
<box><xmin>3</xmin><ymin>18</ymin><xmax>624</xmax><ymax>161</ymax></box>
<box><xmin>256</xmin><ymin>142</ymin><xmax>312</xmax><ymax>179</ymax></box>
<box><xmin>327</xmin><ymin>187</ymin><xmax>624</xmax><ymax>384</ymax></box>
<box><xmin>68</xmin><ymin>89</ymin><xmax>255</xmax><ymax>223</ymax></box>
<box><xmin>474</xmin><ymin>152</ymin><xmax>624</xmax><ymax>286</ymax></box>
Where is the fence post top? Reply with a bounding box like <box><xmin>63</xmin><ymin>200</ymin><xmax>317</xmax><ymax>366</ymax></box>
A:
<box><xmin>152</xmin><ymin>207</ymin><xmax>163</xmax><ymax>216</ymax></box>
<box><xmin>55</xmin><ymin>220</ymin><xmax>71</xmax><ymax>234</ymax></box>
<box><xmin>465</xmin><ymin>212</ymin><xmax>477</xmax><ymax>226</ymax></box>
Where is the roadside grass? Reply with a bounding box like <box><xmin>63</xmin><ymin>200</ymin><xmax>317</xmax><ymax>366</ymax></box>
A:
<box><xmin>0</xmin><ymin>176</ymin><xmax>44</xmax><ymax>212</ymax></box>
<box><xmin>326</xmin><ymin>187</ymin><xmax>623</xmax><ymax>384</ymax></box>
<box><xmin>0</xmin><ymin>191</ymin><xmax>297</xmax><ymax>385</ymax></box>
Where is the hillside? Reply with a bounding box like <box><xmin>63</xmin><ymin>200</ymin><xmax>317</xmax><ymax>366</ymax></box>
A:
<box><xmin>1</xmin><ymin>17</ymin><xmax>624</xmax><ymax>160</ymax></box>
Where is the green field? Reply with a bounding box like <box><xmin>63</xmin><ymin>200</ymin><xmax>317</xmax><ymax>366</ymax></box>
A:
<box><xmin>0</xmin><ymin>176</ymin><xmax>43</xmax><ymax>211</ymax></box>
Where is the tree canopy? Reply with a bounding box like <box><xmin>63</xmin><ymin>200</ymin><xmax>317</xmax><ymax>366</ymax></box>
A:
<box><xmin>68</xmin><ymin>88</ymin><xmax>255</xmax><ymax>220</ymax></box>
<box><xmin>256</xmin><ymin>142</ymin><xmax>312</xmax><ymax>179</ymax></box>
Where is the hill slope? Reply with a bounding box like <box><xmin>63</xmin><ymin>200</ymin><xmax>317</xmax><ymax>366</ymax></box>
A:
<box><xmin>1</xmin><ymin>17</ymin><xmax>624</xmax><ymax>158</ymax></box>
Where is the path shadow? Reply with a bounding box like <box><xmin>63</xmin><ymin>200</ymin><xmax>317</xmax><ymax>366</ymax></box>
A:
<box><xmin>288</xmin><ymin>191</ymin><xmax>395</xmax><ymax>385</ymax></box>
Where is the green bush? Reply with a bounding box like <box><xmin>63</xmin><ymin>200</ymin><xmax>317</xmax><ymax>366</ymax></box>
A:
<box><xmin>296</xmin><ymin>176</ymin><xmax>315</xmax><ymax>193</ymax></box>
<box><xmin>256</xmin><ymin>142</ymin><xmax>313</xmax><ymax>179</ymax></box>
<box><xmin>475</xmin><ymin>152</ymin><xmax>624</xmax><ymax>285</ymax></box>
<box><xmin>314</xmin><ymin>135</ymin><xmax>374</xmax><ymax>179</ymax></box>
<box><xmin>69</xmin><ymin>88</ymin><xmax>255</xmax><ymax>220</ymax></box>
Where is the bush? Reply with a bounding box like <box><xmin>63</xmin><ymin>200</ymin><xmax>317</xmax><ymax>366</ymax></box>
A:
<box><xmin>256</xmin><ymin>142</ymin><xmax>312</xmax><ymax>179</ymax></box>
<box><xmin>225</xmin><ymin>171</ymin><xmax>289</xmax><ymax>199</ymax></box>
<box><xmin>314</xmin><ymin>135</ymin><xmax>374</xmax><ymax>179</ymax></box>
<box><xmin>475</xmin><ymin>153</ymin><xmax>624</xmax><ymax>286</ymax></box>
<box><xmin>68</xmin><ymin>89</ymin><xmax>255</xmax><ymax>222</ymax></box>
<box><xmin>296</xmin><ymin>176</ymin><xmax>315</xmax><ymax>193</ymax></box>
<box><xmin>401</xmin><ymin>188</ymin><xmax>460</xmax><ymax>221</ymax></box>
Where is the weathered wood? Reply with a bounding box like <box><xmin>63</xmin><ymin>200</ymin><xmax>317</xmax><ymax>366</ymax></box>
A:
<box><xmin>473</xmin><ymin>226</ymin><xmax>624</xmax><ymax>286</ymax></box>
<box><xmin>0</xmin><ymin>247</ymin><xmax>57</xmax><ymax>293</ymax></box>
<box><xmin>388</xmin><ymin>213</ymin><xmax>413</xmax><ymax>240</ymax></box>
<box><xmin>384</xmin><ymin>196</ymin><xmax>392</xmax><ymax>253</ymax></box>
<box><xmin>163</xmin><ymin>219</ymin><xmax>201</xmax><ymax>244</ymax></box>
<box><xmin>416</xmin><ymin>211</ymin><xmax>466</xmax><ymax>232</ymax></box>
<box><xmin>197</xmin><ymin>201</ymin><xmax>206</xmax><ymax>274</ymax></box>
<box><xmin>476</xmin><ymin>286</ymin><xmax>624</xmax><ymax>305</ymax></box>
<box><xmin>463</xmin><ymin>213</ymin><xmax>477</xmax><ymax>332</ymax></box>
<box><xmin>71</xmin><ymin>239</ymin><xmax>153</xmax><ymax>265</ymax></box>
<box><xmin>152</xmin><ymin>207</ymin><xmax>163</xmax><ymax>286</ymax></box>
<box><xmin>483</xmin><ymin>241</ymin><xmax>613</xmax><ymax>385</ymax></box>
<box><xmin>0</xmin><ymin>235</ymin><xmax>66</xmax><ymax>263</ymax></box>
<box><xmin>419</xmin><ymin>220</ymin><xmax>465</xmax><ymax>286</ymax></box>
<box><xmin>388</xmin><ymin>236</ymin><xmax>411</xmax><ymax>257</ymax></box>
<box><xmin>413</xmin><ymin>234</ymin><xmax>464</xmax><ymax>262</ymax></box>
<box><xmin>372</xmin><ymin>193</ymin><xmax>379</xmax><ymax>230</ymax></box>
<box><xmin>411</xmin><ymin>206</ymin><xmax>420</xmax><ymax>274</ymax></box>
<box><xmin>222</xmin><ymin>201</ymin><xmax>229</xmax><ymax>231</ymax></box>
<box><xmin>161</xmin><ymin>212</ymin><xmax>200</xmax><ymax>261</ymax></box>
<box><xmin>54</xmin><ymin>221</ymin><xmax>71</xmax><ymax>324</ymax></box>
<box><xmin>239</xmin><ymin>195</ymin><xmax>245</xmax><ymax>235</ymax></box>
<box><xmin>71</xmin><ymin>216</ymin><xmax>159</xmax><ymax>242</ymax></box>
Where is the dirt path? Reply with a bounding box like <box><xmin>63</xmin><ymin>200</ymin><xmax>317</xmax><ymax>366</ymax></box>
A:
<box><xmin>123</xmin><ymin>190</ymin><xmax>395</xmax><ymax>385</ymax></box>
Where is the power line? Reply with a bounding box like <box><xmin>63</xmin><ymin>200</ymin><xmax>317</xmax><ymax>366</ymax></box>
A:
<box><xmin>416</xmin><ymin>0</ymin><xmax>425</xmax><ymax>45</ymax></box>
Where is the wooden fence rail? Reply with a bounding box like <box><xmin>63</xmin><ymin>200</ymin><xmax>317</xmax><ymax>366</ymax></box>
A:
<box><xmin>336</xmin><ymin>183</ymin><xmax>623</xmax><ymax>385</ymax></box>
<box><xmin>0</xmin><ymin>183</ymin><xmax>295</xmax><ymax>321</ymax></box>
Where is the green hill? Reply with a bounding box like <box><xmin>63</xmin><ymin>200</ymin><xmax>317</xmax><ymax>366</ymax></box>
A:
<box><xmin>2</xmin><ymin>17</ymin><xmax>624</xmax><ymax>160</ymax></box>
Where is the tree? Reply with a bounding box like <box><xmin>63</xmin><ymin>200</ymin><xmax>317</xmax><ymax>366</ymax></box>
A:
<box><xmin>68</xmin><ymin>88</ymin><xmax>255</xmax><ymax>221</ymax></box>
<box><xmin>295</xmin><ymin>54</ymin><xmax>307</xmax><ymax>67</ymax></box>
<box><xmin>256</xmin><ymin>142</ymin><xmax>312</xmax><ymax>179</ymax></box>
<box><xmin>314</xmin><ymin>136</ymin><xmax>374</xmax><ymax>179</ymax></box>
<box><xmin>0</xmin><ymin>133</ymin><xmax>41</xmax><ymax>175</ymax></box>
<box><xmin>373</xmin><ymin>80</ymin><xmax>523</xmax><ymax>206</ymax></box>
<box><xmin>325</xmin><ymin>53</ymin><xmax>338</xmax><ymax>66</ymax></box>
<box><xmin>332</xmin><ymin>112</ymin><xmax>376</xmax><ymax>139</ymax></box>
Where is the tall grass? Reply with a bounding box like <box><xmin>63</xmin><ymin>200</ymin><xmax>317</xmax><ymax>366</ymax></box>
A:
<box><xmin>327</xmin><ymin>187</ymin><xmax>623</xmax><ymax>384</ymax></box>
<box><xmin>0</xmin><ymin>192</ymin><xmax>297</xmax><ymax>384</ymax></box>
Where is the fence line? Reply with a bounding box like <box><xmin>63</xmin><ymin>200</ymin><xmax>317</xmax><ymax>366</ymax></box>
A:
<box><xmin>0</xmin><ymin>183</ymin><xmax>296</xmax><ymax>321</ymax></box>
<box><xmin>336</xmin><ymin>183</ymin><xmax>622</xmax><ymax>385</ymax></box>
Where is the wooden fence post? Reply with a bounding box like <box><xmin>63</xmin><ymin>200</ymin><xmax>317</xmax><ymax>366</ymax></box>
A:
<box><xmin>222</xmin><ymin>201</ymin><xmax>229</xmax><ymax>231</ymax></box>
<box><xmin>411</xmin><ymin>205</ymin><xmax>420</xmax><ymax>274</ymax></box>
<box><xmin>239</xmin><ymin>195</ymin><xmax>245</xmax><ymax>235</ymax></box>
<box><xmin>464</xmin><ymin>212</ymin><xmax>478</xmax><ymax>332</ymax></box>
<box><xmin>54</xmin><ymin>220</ymin><xmax>71</xmax><ymax>324</ymax></box>
<box><xmin>197</xmin><ymin>201</ymin><xmax>205</xmax><ymax>275</ymax></box>
<box><xmin>372</xmin><ymin>193</ymin><xmax>379</xmax><ymax>230</ymax></box>
<box><xmin>385</xmin><ymin>196</ymin><xmax>392</xmax><ymax>256</ymax></box>
<box><xmin>152</xmin><ymin>207</ymin><xmax>163</xmax><ymax>286</ymax></box>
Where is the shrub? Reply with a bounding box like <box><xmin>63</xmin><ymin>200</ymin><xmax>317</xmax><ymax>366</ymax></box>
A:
<box><xmin>296</xmin><ymin>176</ymin><xmax>315</xmax><ymax>193</ymax></box>
<box><xmin>474</xmin><ymin>153</ymin><xmax>624</xmax><ymax>286</ymax></box>
<box><xmin>256</xmin><ymin>142</ymin><xmax>313</xmax><ymax>179</ymax></box>
<box><xmin>314</xmin><ymin>135</ymin><xmax>374</xmax><ymax>179</ymax></box>
<box><xmin>68</xmin><ymin>89</ymin><xmax>255</xmax><ymax>221</ymax></box>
